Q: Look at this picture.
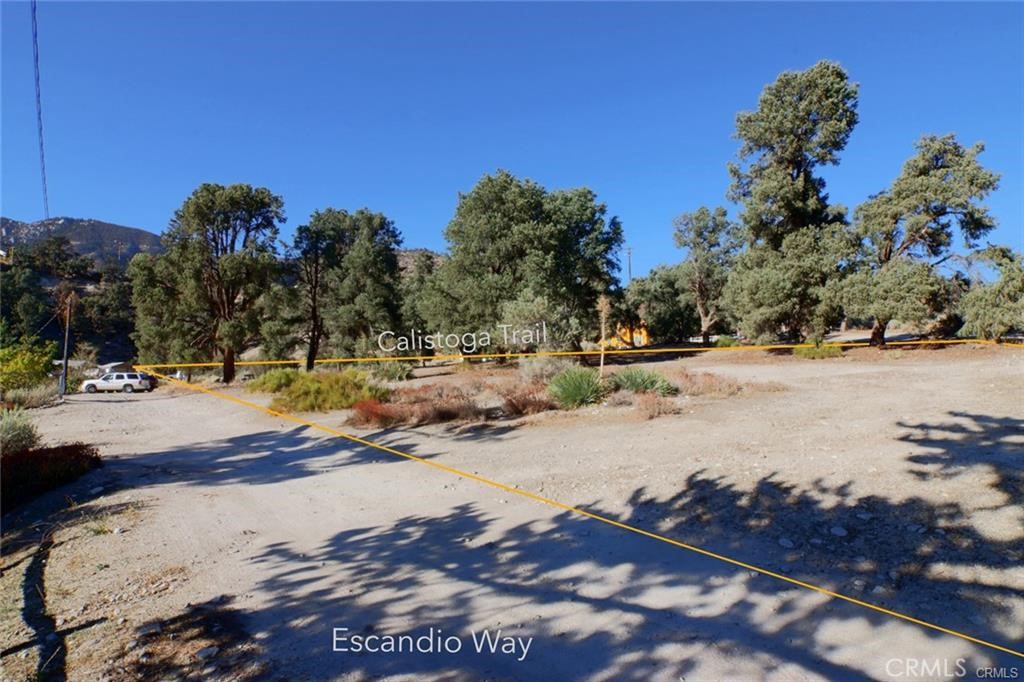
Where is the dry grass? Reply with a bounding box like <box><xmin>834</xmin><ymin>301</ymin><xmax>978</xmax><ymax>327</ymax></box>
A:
<box><xmin>675</xmin><ymin>368</ymin><xmax>745</xmax><ymax>396</ymax></box>
<box><xmin>634</xmin><ymin>393</ymin><xmax>681</xmax><ymax>419</ymax></box>
<box><xmin>675</xmin><ymin>368</ymin><xmax>785</xmax><ymax>397</ymax></box>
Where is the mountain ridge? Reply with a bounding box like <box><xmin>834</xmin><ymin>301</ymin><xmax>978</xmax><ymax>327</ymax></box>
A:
<box><xmin>0</xmin><ymin>216</ymin><xmax>163</xmax><ymax>264</ymax></box>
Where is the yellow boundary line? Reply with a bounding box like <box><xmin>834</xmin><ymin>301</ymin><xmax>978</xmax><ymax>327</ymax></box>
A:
<box><xmin>138</xmin><ymin>337</ymin><xmax>1006</xmax><ymax>369</ymax></box>
<box><xmin>139</xmin><ymin>359</ymin><xmax>1024</xmax><ymax>661</ymax></box>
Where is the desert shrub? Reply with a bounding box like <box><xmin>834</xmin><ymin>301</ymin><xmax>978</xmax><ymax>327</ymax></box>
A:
<box><xmin>608</xmin><ymin>367</ymin><xmax>678</xmax><ymax>396</ymax></box>
<box><xmin>675</xmin><ymin>369</ymin><xmax>744</xmax><ymax>397</ymax></box>
<box><xmin>2</xmin><ymin>381</ymin><xmax>58</xmax><ymax>408</ymax></box>
<box><xmin>350</xmin><ymin>399</ymin><xmax>405</xmax><ymax>428</ymax></box>
<box><xmin>518</xmin><ymin>356</ymin><xmax>575</xmax><ymax>383</ymax></box>
<box><xmin>1</xmin><ymin>442</ymin><xmax>101</xmax><ymax>513</ymax></box>
<box><xmin>714</xmin><ymin>335</ymin><xmax>739</xmax><ymax>347</ymax></box>
<box><xmin>248</xmin><ymin>368</ymin><xmax>301</xmax><ymax>392</ymax></box>
<box><xmin>634</xmin><ymin>393</ymin><xmax>681</xmax><ymax>420</ymax></box>
<box><xmin>0</xmin><ymin>339</ymin><xmax>57</xmax><ymax>391</ymax></box>
<box><xmin>389</xmin><ymin>384</ymin><xmax>487</xmax><ymax>424</ymax></box>
<box><xmin>0</xmin><ymin>408</ymin><xmax>41</xmax><ymax>454</ymax></box>
<box><xmin>270</xmin><ymin>370</ymin><xmax>389</xmax><ymax>412</ymax></box>
<box><xmin>370</xmin><ymin>362</ymin><xmax>415</xmax><ymax>382</ymax></box>
<box><xmin>793</xmin><ymin>344</ymin><xmax>843</xmax><ymax>359</ymax></box>
<box><xmin>548</xmin><ymin>367</ymin><xmax>606</xmax><ymax>409</ymax></box>
<box><xmin>498</xmin><ymin>382</ymin><xmax>556</xmax><ymax>416</ymax></box>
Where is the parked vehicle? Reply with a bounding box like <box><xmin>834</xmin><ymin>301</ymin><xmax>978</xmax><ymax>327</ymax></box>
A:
<box><xmin>81</xmin><ymin>372</ymin><xmax>153</xmax><ymax>394</ymax></box>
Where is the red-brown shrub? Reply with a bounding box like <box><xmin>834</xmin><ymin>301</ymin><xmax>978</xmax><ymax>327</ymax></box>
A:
<box><xmin>2</xmin><ymin>442</ymin><xmax>101</xmax><ymax>513</ymax></box>
<box><xmin>498</xmin><ymin>383</ymin><xmax>555</xmax><ymax>416</ymax></box>
<box><xmin>350</xmin><ymin>399</ymin><xmax>404</xmax><ymax>427</ymax></box>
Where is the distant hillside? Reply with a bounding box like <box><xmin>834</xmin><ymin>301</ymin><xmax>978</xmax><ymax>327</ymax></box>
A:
<box><xmin>397</xmin><ymin>247</ymin><xmax>445</xmax><ymax>273</ymax></box>
<box><xmin>0</xmin><ymin>216</ymin><xmax>163</xmax><ymax>264</ymax></box>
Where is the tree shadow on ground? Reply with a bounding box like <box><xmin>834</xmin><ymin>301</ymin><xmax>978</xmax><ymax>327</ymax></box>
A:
<box><xmin>900</xmin><ymin>410</ymin><xmax>1023</xmax><ymax>506</ymax></box>
<box><xmin>15</xmin><ymin>405</ymin><xmax>1020</xmax><ymax>680</ymax></box>
<box><xmin>223</xmin><ymin>452</ymin><xmax>1022</xmax><ymax>681</ymax></box>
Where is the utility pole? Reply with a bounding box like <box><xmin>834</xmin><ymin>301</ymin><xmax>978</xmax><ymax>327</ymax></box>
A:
<box><xmin>58</xmin><ymin>289</ymin><xmax>76</xmax><ymax>399</ymax></box>
<box><xmin>625</xmin><ymin>247</ymin><xmax>633</xmax><ymax>283</ymax></box>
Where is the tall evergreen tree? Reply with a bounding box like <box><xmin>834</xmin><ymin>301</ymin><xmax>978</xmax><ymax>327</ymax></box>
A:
<box><xmin>426</xmin><ymin>170</ymin><xmax>623</xmax><ymax>349</ymax></box>
<box><xmin>131</xmin><ymin>183</ymin><xmax>284</xmax><ymax>382</ymax></box>
<box><xmin>724</xmin><ymin>61</ymin><xmax>859</xmax><ymax>342</ymax></box>
<box><xmin>292</xmin><ymin>208</ymin><xmax>358</xmax><ymax>368</ymax></box>
<box><xmin>325</xmin><ymin>209</ymin><xmax>403</xmax><ymax>355</ymax></box>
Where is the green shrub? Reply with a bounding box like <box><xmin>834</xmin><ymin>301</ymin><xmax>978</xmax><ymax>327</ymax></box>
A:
<box><xmin>0</xmin><ymin>339</ymin><xmax>57</xmax><ymax>391</ymax></box>
<box><xmin>608</xmin><ymin>367</ymin><xmax>678</xmax><ymax>396</ymax></box>
<box><xmin>270</xmin><ymin>370</ymin><xmax>389</xmax><ymax>412</ymax></box>
<box><xmin>714</xmin><ymin>335</ymin><xmax>739</xmax><ymax>347</ymax></box>
<box><xmin>2</xmin><ymin>381</ymin><xmax>58</xmax><ymax>408</ymax></box>
<box><xmin>548</xmin><ymin>367</ymin><xmax>606</xmax><ymax>409</ymax></box>
<box><xmin>248</xmin><ymin>368</ymin><xmax>301</xmax><ymax>392</ymax></box>
<box><xmin>1</xmin><ymin>408</ymin><xmax>41</xmax><ymax>455</ymax></box>
<box><xmin>369</xmin><ymin>362</ymin><xmax>415</xmax><ymax>382</ymax></box>
<box><xmin>793</xmin><ymin>344</ymin><xmax>843</xmax><ymax>359</ymax></box>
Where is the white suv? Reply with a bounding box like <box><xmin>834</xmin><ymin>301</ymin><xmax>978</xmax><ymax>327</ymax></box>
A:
<box><xmin>81</xmin><ymin>372</ymin><xmax>153</xmax><ymax>394</ymax></box>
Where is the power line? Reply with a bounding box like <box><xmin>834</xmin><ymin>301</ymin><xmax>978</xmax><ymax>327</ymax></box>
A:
<box><xmin>31</xmin><ymin>0</ymin><xmax>50</xmax><ymax>219</ymax></box>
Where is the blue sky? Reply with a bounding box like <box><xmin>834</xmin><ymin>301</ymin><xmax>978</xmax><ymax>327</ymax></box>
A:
<box><xmin>2</xmin><ymin>2</ymin><xmax>1021</xmax><ymax>278</ymax></box>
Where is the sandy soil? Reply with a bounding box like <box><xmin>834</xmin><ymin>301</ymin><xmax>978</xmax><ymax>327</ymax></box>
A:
<box><xmin>2</xmin><ymin>344</ymin><xmax>1022</xmax><ymax>681</ymax></box>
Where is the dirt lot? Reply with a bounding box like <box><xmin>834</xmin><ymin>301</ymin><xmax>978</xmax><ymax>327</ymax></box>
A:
<box><xmin>2</xmin><ymin>344</ymin><xmax>1022</xmax><ymax>681</ymax></box>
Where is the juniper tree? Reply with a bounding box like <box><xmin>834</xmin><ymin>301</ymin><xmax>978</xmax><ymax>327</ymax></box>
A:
<box><xmin>673</xmin><ymin>206</ymin><xmax>741</xmax><ymax>345</ymax></box>
<box><xmin>848</xmin><ymin>134</ymin><xmax>1000</xmax><ymax>345</ymax></box>
<box><xmin>959</xmin><ymin>246</ymin><xmax>1024</xmax><ymax>341</ymax></box>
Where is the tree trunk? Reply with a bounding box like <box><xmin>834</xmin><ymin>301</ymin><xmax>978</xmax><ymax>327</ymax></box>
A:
<box><xmin>222</xmin><ymin>346</ymin><xmax>236</xmax><ymax>384</ymax></box>
<box><xmin>305</xmin><ymin>327</ymin><xmax>320</xmax><ymax>372</ymax></box>
<box><xmin>869</xmin><ymin>318</ymin><xmax>889</xmax><ymax>347</ymax></box>
<box><xmin>702</xmin><ymin>331</ymin><xmax>711</xmax><ymax>347</ymax></box>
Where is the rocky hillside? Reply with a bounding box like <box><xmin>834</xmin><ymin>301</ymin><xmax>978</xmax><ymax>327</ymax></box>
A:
<box><xmin>0</xmin><ymin>216</ymin><xmax>163</xmax><ymax>263</ymax></box>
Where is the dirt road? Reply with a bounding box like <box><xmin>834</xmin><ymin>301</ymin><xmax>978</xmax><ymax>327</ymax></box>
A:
<box><xmin>3</xmin><ymin>346</ymin><xmax>1022</xmax><ymax>681</ymax></box>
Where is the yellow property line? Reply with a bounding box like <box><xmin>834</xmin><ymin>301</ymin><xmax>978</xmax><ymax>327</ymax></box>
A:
<box><xmin>138</xmin><ymin>337</ymin><xmax>1003</xmax><ymax>369</ymax></box>
<box><xmin>140</xmin><ymin>366</ymin><xmax>1024</xmax><ymax>661</ymax></box>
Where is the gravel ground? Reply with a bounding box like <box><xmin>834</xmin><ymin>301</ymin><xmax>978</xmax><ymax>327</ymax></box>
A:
<box><xmin>2</xmin><ymin>344</ymin><xmax>1021</xmax><ymax>681</ymax></box>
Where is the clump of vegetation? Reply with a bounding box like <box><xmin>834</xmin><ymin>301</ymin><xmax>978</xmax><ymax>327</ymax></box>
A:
<box><xmin>270</xmin><ymin>370</ymin><xmax>388</xmax><ymax>412</ymax></box>
<box><xmin>350</xmin><ymin>384</ymin><xmax>487</xmax><ymax>427</ymax></box>
<box><xmin>675</xmin><ymin>369</ymin><xmax>744</xmax><ymax>397</ymax></box>
<box><xmin>0</xmin><ymin>408</ymin><xmax>41</xmax><ymax>454</ymax></box>
<box><xmin>518</xmin><ymin>356</ymin><xmax>575</xmax><ymax>383</ymax></box>
<box><xmin>548</xmin><ymin>366</ymin><xmax>606</xmax><ymax>409</ymax></box>
<box><xmin>369</xmin><ymin>361</ymin><xmax>415</xmax><ymax>382</ymax></box>
<box><xmin>634</xmin><ymin>393</ymin><xmax>681</xmax><ymax>420</ymax></box>
<box><xmin>608</xmin><ymin>367</ymin><xmax>678</xmax><ymax>396</ymax></box>
<box><xmin>350</xmin><ymin>399</ymin><xmax>404</xmax><ymax>428</ymax></box>
<box><xmin>2</xmin><ymin>382</ymin><xmax>58</xmax><ymax>409</ymax></box>
<box><xmin>498</xmin><ymin>382</ymin><xmax>556</xmax><ymax>416</ymax></box>
<box><xmin>2</xmin><ymin>442</ymin><xmax>101</xmax><ymax>513</ymax></box>
<box><xmin>714</xmin><ymin>335</ymin><xmax>739</xmax><ymax>347</ymax></box>
<box><xmin>793</xmin><ymin>344</ymin><xmax>844</xmax><ymax>359</ymax></box>
<box><xmin>0</xmin><ymin>339</ymin><xmax>56</xmax><ymax>391</ymax></box>
<box><xmin>248</xmin><ymin>368</ymin><xmax>301</xmax><ymax>392</ymax></box>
